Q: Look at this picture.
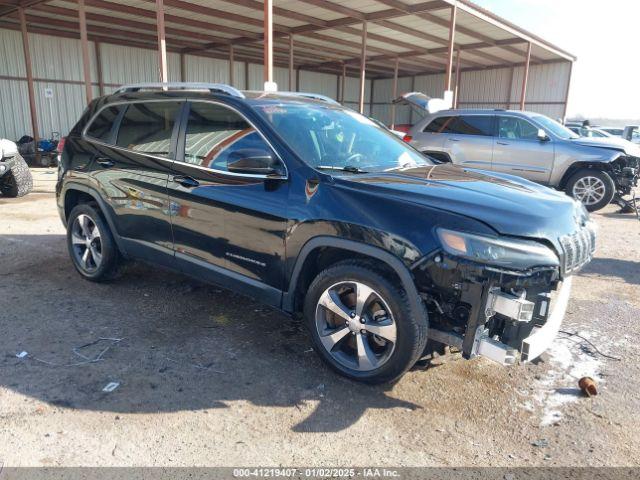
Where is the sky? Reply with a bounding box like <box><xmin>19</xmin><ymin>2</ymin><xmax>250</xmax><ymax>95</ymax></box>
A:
<box><xmin>472</xmin><ymin>0</ymin><xmax>640</xmax><ymax>120</ymax></box>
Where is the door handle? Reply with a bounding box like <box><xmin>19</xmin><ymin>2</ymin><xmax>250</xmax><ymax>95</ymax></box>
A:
<box><xmin>447</xmin><ymin>138</ymin><xmax>460</xmax><ymax>142</ymax></box>
<box><xmin>172</xmin><ymin>175</ymin><xmax>200</xmax><ymax>188</ymax></box>
<box><xmin>496</xmin><ymin>141</ymin><xmax>510</xmax><ymax>145</ymax></box>
<box><xmin>95</xmin><ymin>157</ymin><xmax>115</xmax><ymax>168</ymax></box>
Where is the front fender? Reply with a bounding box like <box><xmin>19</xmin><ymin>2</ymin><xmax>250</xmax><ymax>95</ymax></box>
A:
<box><xmin>282</xmin><ymin>236</ymin><xmax>425</xmax><ymax>321</ymax></box>
<box><xmin>550</xmin><ymin>145</ymin><xmax>621</xmax><ymax>187</ymax></box>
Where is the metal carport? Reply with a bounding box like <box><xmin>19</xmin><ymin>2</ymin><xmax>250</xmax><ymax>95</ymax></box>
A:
<box><xmin>0</xmin><ymin>0</ymin><xmax>575</xmax><ymax>145</ymax></box>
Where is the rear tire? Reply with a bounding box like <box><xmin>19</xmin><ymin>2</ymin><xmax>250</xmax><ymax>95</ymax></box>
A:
<box><xmin>66</xmin><ymin>203</ymin><xmax>120</xmax><ymax>282</ymax></box>
<box><xmin>303</xmin><ymin>260</ymin><xmax>428</xmax><ymax>384</ymax></box>
<box><xmin>565</xmin><ymin>169</ymin><xmax>615</xmax><ymax>212</ymax></box>
<box><xmin>0</xmin><ymin>154</ymin><xmax>33</xmax><ymax>197</ymax></box>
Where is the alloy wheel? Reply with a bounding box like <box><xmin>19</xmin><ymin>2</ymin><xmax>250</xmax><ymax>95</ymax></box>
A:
<box><xmin>315</xmin><ymin>281</ymin><xmax>397</xmax><ymax>372</ymax></box>
<box><xmin>70</xmin><ymin>213</ymin><xmax>103</xmax><ymax>272</ymax></box>
<box><xmin>572</xmin><ymin>176</ymin><xmax>606</xmax><ymax>206</ymax></box>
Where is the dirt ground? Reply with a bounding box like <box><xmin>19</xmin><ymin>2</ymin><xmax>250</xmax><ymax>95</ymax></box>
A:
<box><xmin>1</xmin><ymin>168</ymin><xmax>639</xmax><ymax>467</ymax></box>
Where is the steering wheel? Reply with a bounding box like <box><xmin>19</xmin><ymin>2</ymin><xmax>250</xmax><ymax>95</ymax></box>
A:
<box><xmin>345</xmin><ymin>152</ymin><xmax>364</xmax><ymax>164</ymax></box>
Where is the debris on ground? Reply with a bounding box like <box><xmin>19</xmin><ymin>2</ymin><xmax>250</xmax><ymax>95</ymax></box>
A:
<box><xmin>165</xmin><ymin>356</ymin><xmax>224</xmax><ymax>373</ymax></box>
<box><xmin>578</xmin><ymin>376</ymin><xmax>598</xmax><ymax>396</ymax></box>
<box><xmin>558</xmin><ymin>330</ymin><xmax>622</xmax><ymax>361</ymax></box>
<box><xmin>26</xmin><ymin>337</ymin><xmax>124</xmax><ymax>367</ymax></box>
<box><xmin>102</xmin><ymin>382</ymin><xmax>120</xmax><ymax>393</ymax></box>
<box><xmin>531</xmin><ymin>439</ymin><xmax>549</xmax><ymax>447</ymax></box>
<box><xmin>16</xmin><ymin>351</ymin><xmax>28</xmax><ymax>358</ymax></box>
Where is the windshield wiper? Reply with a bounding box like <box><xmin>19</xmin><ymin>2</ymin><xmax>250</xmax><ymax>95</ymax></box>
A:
<box><xmin>316</xmin><ymin>165</ymin><xmax>369</xmax><ymax>174</ymax></box>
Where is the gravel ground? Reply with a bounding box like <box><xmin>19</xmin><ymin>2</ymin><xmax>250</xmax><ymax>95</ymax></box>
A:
<box><xmin>0</xmin><ymin>168</ymin><xmax>639</xmax><ymax>467</ymax></box>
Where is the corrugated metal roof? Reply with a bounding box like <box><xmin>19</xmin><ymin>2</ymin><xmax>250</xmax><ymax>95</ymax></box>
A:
<box><xmin>1</xmin><ymin>0</ymin><xmax>574</xmax><ymax>79</ymax></box>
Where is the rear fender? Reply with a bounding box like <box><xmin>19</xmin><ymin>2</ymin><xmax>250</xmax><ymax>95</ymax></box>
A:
<box><xmin>60</xmin><ymin>182</ymin><xmax>128</xmax><ymax>256</ymax></box>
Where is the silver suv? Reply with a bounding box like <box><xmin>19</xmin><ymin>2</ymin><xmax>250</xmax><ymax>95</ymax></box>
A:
<box><xmin>405</xmin><ymin>108</ymin><xmax>640</xmax><ymax>211</ymax></box>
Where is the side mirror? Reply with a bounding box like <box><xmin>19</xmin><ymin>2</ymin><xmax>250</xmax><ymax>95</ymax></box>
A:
<box><xmin>227</xmin><ymin>148</ymin><xmax>285</xmax><ymax>177</ymax></box>
<box><xmin>537</xmin><ymin>129</ymin><xmax>549</xmax><ymax>142</ymax></box>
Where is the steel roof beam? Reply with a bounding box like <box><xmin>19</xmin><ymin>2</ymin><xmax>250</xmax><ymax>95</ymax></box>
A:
<box><xmin>47</xmin><ymin>0</ymin><xmax>450</xmax><ymax>73</ymax></box>
<box><xmin>0</xmin><ymin>0</ymin><xmax>49</xmax><ymax>18</ymax></box>
<box><xmin>449</xmin><ymin>0</ymin><xmax>575</xmax><ymax>61</ymax></box>
<box><xmin>181</xmin><ymin>0</ymin><xmax>448</xmax><ymax>54</ymax></box>
<box><xmin>27</xmin><ymin>4</ymin><xmax>415</xmax><ymax>75</ymax></box>
<box><xmin>374</xmin><ymin>0</ymin><xmax>545</xmax><ymax>63</ymax></box>
<box><xmin>0</xmin><ymin>18</ymin><xmax>361</xmax><ymax>78</ymax></box>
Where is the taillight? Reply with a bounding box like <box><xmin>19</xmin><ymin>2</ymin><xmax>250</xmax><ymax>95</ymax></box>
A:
<box><xmin>402</xmin><ymin>134</ymin><xmax>412</xmax><ymax>143</ymax></box>
<box><xmin>56</xmin><ymin>136</ymin><xmax>66</xmax><ymax>153</ymax></box>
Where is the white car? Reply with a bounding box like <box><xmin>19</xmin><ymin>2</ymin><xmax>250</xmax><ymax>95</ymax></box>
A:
<box><xmin>0</xmin><ymin>139</ymin><xmax>33</xmax><ymax>197</ymax></box>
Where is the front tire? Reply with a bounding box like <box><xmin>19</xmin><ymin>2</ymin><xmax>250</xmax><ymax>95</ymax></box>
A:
<box><xmin>66</xmin><ymin>203</ymin><xmax>119</xmax><ymax>282</ymax></box>
<box><xmin>304</xmin><ymin>260</ymin><xmax>428</xmax><ymax>384</ymax></box>
<box><xmin>0</xmin><ymin>154</ymin><xmax>33</xmax><ymax>197</ymax></box>
<box><xmin>565</xmin><ymin>169</ymin><xmax>615</xmax><ymax>212</ymax></box>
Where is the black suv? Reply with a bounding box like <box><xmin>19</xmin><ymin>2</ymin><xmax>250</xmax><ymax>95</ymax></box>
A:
<box><xmin>57</xmin><ymin>83</ymin><xmax>596</xmax><ymax>384</ymax></box>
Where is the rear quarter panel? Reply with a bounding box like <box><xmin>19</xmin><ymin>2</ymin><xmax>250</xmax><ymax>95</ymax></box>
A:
<box><xmin>408</xmin><ymin>115</ymin><xmax>445</xmax><ymax>154</ymax></box>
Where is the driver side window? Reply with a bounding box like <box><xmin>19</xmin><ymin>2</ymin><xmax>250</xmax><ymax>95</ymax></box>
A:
<box><xmin>182</xmin><ymin>102</ymin><xmax>276</xmax><ymax>172</ymax></box>
<box><xmin>498</xmin><ymin>116</ymin><xmax>539</xmax><ymax>140</ymax></box>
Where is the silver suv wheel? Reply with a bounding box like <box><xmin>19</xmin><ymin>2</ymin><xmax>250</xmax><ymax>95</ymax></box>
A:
<box><xmin>314</xmin><ymin>280</ymin><xmax>397</xmax><ymax>372</ymax></box>
<box><xmin>572</xmin><ymin>176</ymin><xmax>606</xmax><ymax>206</ymax></box>
<box><xmin>70</xmin><ymin>213</ymin><xmax>103</xmax><ymax>272</ymax></box>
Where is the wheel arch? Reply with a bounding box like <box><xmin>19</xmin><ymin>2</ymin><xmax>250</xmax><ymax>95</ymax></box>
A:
<box><xmin>283</xmin><ymin>236</ymin><xmax>424</xmax><ymax>321</ymax></box>
<box><xmin>558</xmin><ymin>161</ymin><xmax>615</xmax><ymax>190</ymax></box>
<box><xmin>62</xmin><ymin>183</ymin><xmax>127</xmax><ymax>255</ymax></box>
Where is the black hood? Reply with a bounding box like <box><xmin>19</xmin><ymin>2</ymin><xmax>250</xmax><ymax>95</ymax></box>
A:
<box><xmin>337</xmin><ymin>164</ymin><xmax>585</xmax><ymax>240</ymax></box>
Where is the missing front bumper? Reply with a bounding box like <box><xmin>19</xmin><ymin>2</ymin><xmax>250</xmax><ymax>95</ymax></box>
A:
<box><xmin>471</xmin><ymin>276</ymin><xmax>572</xmax><ymax>365</ymax></box>
<box><xmin>521</xmin><ymin>276</ymin><xmax>572</xmax><ymax>362</ymax></box>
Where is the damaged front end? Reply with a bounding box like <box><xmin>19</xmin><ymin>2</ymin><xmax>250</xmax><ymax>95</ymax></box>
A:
<box><xmin>611</xmin><ymin>155</ymin><xmax>640</xmax><ymax>210</ymax></box>
<box><xmin>413</xmin><ymin>224</ymin><xmax>596</xmax><ymax>365</ymax></box>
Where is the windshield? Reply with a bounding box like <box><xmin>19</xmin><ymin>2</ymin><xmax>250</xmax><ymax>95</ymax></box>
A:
<box><xmin>589</xmin><ymin>129</ymin><xmax>610</xmax><ymax>138</ymax></box>
<box><xmin>532</xmin><ymin>115</ymin><xmax>579</xmax><ymax>140</ymax></box>
<box><xmin>254</xmin><ymin>104</ymin><xmax>432</xmax><ymax>173</ymax></box>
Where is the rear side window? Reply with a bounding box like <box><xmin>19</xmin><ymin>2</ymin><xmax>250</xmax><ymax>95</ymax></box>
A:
<box><xmin>449</xmin><ymin>115</ymin><xmax>494</xmax><ymax>136</ymax></box>
<box><xmin>115</xmin><ymin>102</ymin><xmax>182</xmax><ymax>158</ymax></box>
<box><xmin>85</xmin><ymin>105</ymin><xmax>123</xmax><ymax>142</ymax></box>
<box><xmin>423</xmin><ymin>116</ymin><xmax>454</xmax><ymax>133</ymax></box>
<box><xmin>182</xmin><ymin>102</ymin><xmax>273</xmax><ymax>171</ymax></box>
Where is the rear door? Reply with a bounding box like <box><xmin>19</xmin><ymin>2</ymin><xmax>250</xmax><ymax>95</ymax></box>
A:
<box><xmin>84</xmin><ymin>100</ymin><xmax>182</xmax><ymax>267</ymax></box>
<box><xmin>167</xmin><ymin>100</ymin><xmax>289</xmax><ymax>305</ymax></box>
<box><xmin>492</xmin><ymin>115</ymin><xmax>554</xmax><ymax>184</ymax></box>
<box><xmin>442</xmin><ymin>114</ymin><xmax>495</xmax><ymax>169</ymax></box>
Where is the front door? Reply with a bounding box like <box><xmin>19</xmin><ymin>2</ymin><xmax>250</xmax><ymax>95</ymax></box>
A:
<box><xmin>492</xmin><ymin>115</ymin><xmax>555</xmax><ymax>184</ymax></box>
<box><xmin>167</xmin><ymin>100</ymin><xmax>289</xmax><ymax>305</ymax></box>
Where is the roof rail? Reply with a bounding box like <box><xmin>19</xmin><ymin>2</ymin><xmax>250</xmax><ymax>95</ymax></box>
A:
<box><xmin>114</xmin><ymin>82</ymin><xmax>245</xmax><ymax>98</ymax></box>
<box><xmin>277</xmin><ymin>91</ymin><xmax>340</xmax><ymax>105</ymax></box>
